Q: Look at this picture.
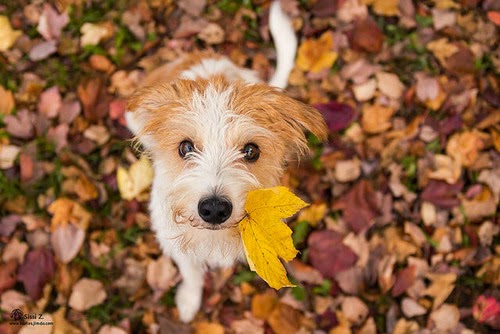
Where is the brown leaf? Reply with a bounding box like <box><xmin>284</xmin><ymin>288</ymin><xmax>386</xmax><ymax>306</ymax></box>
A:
<box><xmin>361</xmin><ymin>103</ymin><xmax>395</xmax><ymax>134</ymax></box>
<box><xmin>146</xmin><ymin>256</ymin><xmax>179</xmax><ymax>297</ymax></box>
<box><xmin>341</xmin><ymin>296</ymin><xmax>369</xmax><ymax>325</ymax></box>
<box><xmin>392</xmin><ymin>266</ymin><xmax>416</xmax><ymax>297</ymax></box>
<box><xmin>251</xmin><ymin>291</ymin><xmax>278</xmax><ymax>320</ymax></box>
<box><xmin>68</xmin><ymin>278</ymin><xmax>107</xmax><ymax>311</ymax></box>
<box><xmin>77</xmin><ymin>77</ymin><xmax>109</xmax><ymax>121</ymax></box>
<box><xmin>429</xmin><ymin>304</ymin><xmax>460</xmax><ymax>332</ymax></box>
<box><xmin>268</xmin><ymin>303</ymin><xmax>303</xmax><ymax>334</ymax></box>
<box><xmin>17</xmin><ymin>248</ymin><xmax>56</xmax><ymax>300</ymax></box>
<box><xmin>351</xmin><ymin>18</ymin><xmax>383</xmax><ymax>53</ymax></box>
<box><xmin>285</xmin><ymin>259</ymin><xmax>324</xmax><ymax>284</ymax></box>
<box><xmin>29</xmin><ymin>40</ymin><xmax>57</xmax><ymax>61</ymax></box>
<box><xmin>423</xmin><ymin>272</ymin><xmax>456</xmax><ymax>309</ymax></box>
<box><xmin>4</xmin><ymin>109</ymin><xmax>36</xmax><ymax>139</ymax></box>
<box><xmin>308</xmin><ymin>230</ymin><xmax>358</xmax><ymax>278</ymax></box>
<box><xmin>38</xmin><ymin>86</ymin><xmax>62</xmax><ymax>119</ymax></box>
<box><xmin>333</xmin><ymin>179</ymin><xmax>380</xmax><ymax>233</ymax></box>
<box><xmin>193</xmin><ymin>322</ymin><xmax>224</xmax><ymax>334</ymax></box>
<box><xmin>178</xmin><ymin>0</ymin><xmax>207</xmax><ymax>16</ymax></box>
<box><xmin>0</xmin><ymin>85</ymin><xmax>15</xmax><ymax>115</ymax></box>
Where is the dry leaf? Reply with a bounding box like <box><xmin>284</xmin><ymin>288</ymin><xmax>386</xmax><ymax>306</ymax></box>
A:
<box><xmin>426</xmin><ymin>38</ymin><xmax>459</xmax><ymax>65</ymax></box>
<box><xmin>83</xmin><ymin>125</ymin><xmax>110</xmax><ymax>146</ymax></box>
<box><xmin>0</xmin><ymin>85</ymin><xmax>15</xmax><ymax>115</ymax></box>
<box><xmin>365</xmin><ymin>0</ymin><xmax>399</xmax><ymax>16</ymax></box>
<box><xmin>51</xmin><ymin>224</ymin><xmax>85</xmax><ymax>264</ymax></box>
<box><xmin>423</xmin><ymin>272</ymin><xmax>456</xmax><ymax>309</ymax></box>
<box><xmin>52</xmin><ymin>307</ymin><xmax>82</xmax><ymax>334</ymax></box>
<box><xmin>68</xmin><ymin>278</ymin><xmax>107</xmax><ymax>311</ymax></box>
<box><xmin>0</xmin><ymin>16</ymin><xmax>22</xmax><ymax>51</ymax></box>
<box><xmin>376</xmin><ymin>71</ymin><xmax>404</xmax><ymax>99</ymax></box>
<box><xmin>193</xmin><ymin>322</ymin><xmax>224</xmax><ymax>334</ymax></box>
<box><xmin>117</xmin><ymin>156</ymin><xmax>154</xmax><ymax>201</ymax></box>
<box><xmin>146</xmin><ymin>256</ymin><xmax>179</xmax><ymax>296</ymax></box>
<box><xmin>97</xmin><ymin>325</ymin><xmax>128</xmax><ymax>334</ymax></box>
<box><xmin>0</xmin><ymin>144</ymin><xmax>21</xmax><ymax>169</ymax></box>
<box><xmin>361</xmin><ymin>104</ymin><xmax>395</xmax><ymax>134</ymax></box>
<box><xmin>353</xmin><ymin>78</ymin><xmax>377</xmax><ymax>101</ymax></box>
<box><xmin>38</xmin><ymin>86</ymin><xmax>62</xmax><ymax>119</ymax></box>
<box><xmin>446</xmin><ymin>131</ymin><xmax>484</xmax><ymax>167</ymax></box>
<box><xmin>427</xmin><ymin>154</ymin><xmax>461</xmax><ymax>184</ymax></box>
<box><xmin>297</xmin><ymin>31</ymin><xmax>338</xmax><ymax>73</ymax></box>
<box><xmin>251</xmin><ymin>291</ymin><xmax>278</xmax><ymax>320</ymax></box>
<box><xmin>429</xmin><ymin>304</ymin><xmax>460</xmax><ymax>332</ymax></box>
<box><xmin>334</xmin><ymin>158</ymin><xmax>361</xmax><ymax>183</ymax></box>
<box><xmin>296</xmin><ymin>202</ymin><xmax>327</xmax><ymax>226</ymax></box>
<box><xmin>401</xmin><ymin>298</ymin><xmax>427</xmax><ymax>318</ymax></box>
<box><xmin>239</xmin><ymin>187</ymin><xmax>307</xmax><ymax>289</ymax></box>
<box><xmin>47</xmin><ymin>198</ymin><xmax>92</xmax><ymax>230</ymax></box>
<box><xmin>37</xmin><ymin>4</ymin><xmax>69</xmax><ymax>41</ymax></box>
<box><xmin>2</xmin><ymin>238</ymin><xmax>28</xmax><ymax>263</ymax></box>
<box><xmin>341</xmin><ymin>296</ymin><xmax>369</xmax><ymax>325</ymax></box>
<box><xmin>80</xmin><ymin>22</ymin><xmax>113</xmax><ymax>47</ymax></box>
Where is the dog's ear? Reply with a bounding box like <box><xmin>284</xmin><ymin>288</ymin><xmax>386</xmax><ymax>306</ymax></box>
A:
<box><xmin>125</xmin><ymin>81</ymin><xmax>193</xmax><ymax>150</ymax></box>
<box><xmin>231</xmin><ymin>84</ymin><xmax>328</xmax><ymax>159</ymax></box>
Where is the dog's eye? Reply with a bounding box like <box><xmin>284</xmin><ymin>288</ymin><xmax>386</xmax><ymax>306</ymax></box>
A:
<box><xmin>179</xmin><ymin>140</ymin><xmax>195</xmax><ymax>158</ymax></box>
<box><xmin>242</xmin><ymin>143</ymin><xmax>260</xmax><ymax>162</ymax></box>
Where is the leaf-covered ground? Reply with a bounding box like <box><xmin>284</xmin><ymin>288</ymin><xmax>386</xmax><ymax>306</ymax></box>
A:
<box><xmin>0</xmin><ymin>0</ymin><xmax>499</xmax><ymax>333</ymax></box>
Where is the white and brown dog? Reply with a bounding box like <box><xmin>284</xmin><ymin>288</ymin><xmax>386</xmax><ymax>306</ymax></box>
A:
<box><xmin>125</xmin><ymin>1</ymin><xmax>327</xmax><ymax>322</ymax></box>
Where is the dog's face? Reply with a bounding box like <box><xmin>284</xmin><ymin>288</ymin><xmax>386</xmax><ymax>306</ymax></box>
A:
<box><xmin>126</xmin><ymin>76</ymin><xmax>327</xmax><ymax>231</ymax></box>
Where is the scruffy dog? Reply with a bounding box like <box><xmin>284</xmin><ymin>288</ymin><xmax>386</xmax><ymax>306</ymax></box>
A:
<box><xmin>126</xmin><ymin>1</ymin><xmax>327</xmax><ymax>322</ymax></box>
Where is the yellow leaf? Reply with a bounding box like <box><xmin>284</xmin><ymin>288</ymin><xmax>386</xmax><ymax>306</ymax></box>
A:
<box><xmin>446</xmin><ymin>130</ymin><xmax>484</xmax><ymax>167</ymax></box>
<box><xmin>80</xmin><ymin>22</ymin><xmax>113</xmax><ymax>47</ymax></box>
<box><xmin>296</xmin><ymin>31</ymin><xmax>338</xmax><ymax>73</ymax></box>
<box><xmin>426</xmin><ymin>38</ymin><xmax>458</xmax><ymax>65</ymax></box>
<box><xmin>239</xmin><ymin>186</ymin><xmax>308</xmax><ymax>289</ymax></box>
<box><xmin>361</xmin><ymin>104</ymin><xmax>395</xmax><ymax>134</ymax></box>
<box><xmin>117</xmin><ymin>156</ymin><xmax>154</xmax><ymax>201</ymax></box>
<box><xmin>0</xmin><ymin>16</ymin><xmax>22</xmax><ymax>52</ymax></box>
<box><xmin>0</xmin><ymin>85</ymin><xmax>15</xmax><ymax>115</ymax></box>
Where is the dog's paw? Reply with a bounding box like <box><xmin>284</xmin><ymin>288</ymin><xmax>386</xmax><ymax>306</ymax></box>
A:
<box><xmin>175</xmin><ymin>282</ymin><xmax>202</xmax><ymax>323</ymax></box>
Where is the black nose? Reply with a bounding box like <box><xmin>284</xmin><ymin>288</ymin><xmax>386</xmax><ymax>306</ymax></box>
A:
<box><xmin>198</xmin><ymin>197</ymin><xmax>233</xmax><ymax>224</ymax></box>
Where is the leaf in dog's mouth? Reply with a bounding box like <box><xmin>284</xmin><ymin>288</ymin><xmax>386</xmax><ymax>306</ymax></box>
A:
<box><xmin>238</xmin><ymin>186</ymin><xmax>308</xmax><ymax>289</ymax></box>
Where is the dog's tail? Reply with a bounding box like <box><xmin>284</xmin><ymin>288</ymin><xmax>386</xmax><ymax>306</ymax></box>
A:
<box><xmin>268</xmin><ymin>1</ymin><xmax>297</xmax><ymax>89</ymax></box>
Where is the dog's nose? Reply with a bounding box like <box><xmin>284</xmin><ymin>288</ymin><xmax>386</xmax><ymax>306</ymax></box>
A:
<box><xmin>198</xmin><ymin>197</ymin><xmax>233</xmax><ymax>224</ymax></box>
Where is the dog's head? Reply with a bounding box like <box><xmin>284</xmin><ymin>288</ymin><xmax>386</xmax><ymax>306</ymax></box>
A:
<box><xmin>126</xmin><ymin>76</ymin><xmax>327</xmax><ymax>230</ymax></box>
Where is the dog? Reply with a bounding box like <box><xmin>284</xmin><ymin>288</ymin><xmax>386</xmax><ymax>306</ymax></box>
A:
<box><xmin>125</xmin><ymin>1</ymin><xmax>327</xmax><ymax>322</ymax></box>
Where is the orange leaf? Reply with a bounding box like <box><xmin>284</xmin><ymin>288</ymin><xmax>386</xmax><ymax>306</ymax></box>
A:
<box><xmin>296</xmin><ymin>31</ymin><xmax>337</xmax><ymax>73</ymax></box>
<box><xmin>487</xmin><ymin>11</ymin><xmax>500</xmax><ymax>26</ymax></box>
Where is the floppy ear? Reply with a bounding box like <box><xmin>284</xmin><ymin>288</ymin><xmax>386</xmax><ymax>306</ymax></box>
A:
<box><xmin>125</xmin><ymin>81</ymin><xmax>195</xmax><ymax>150</ymax></box>
<box><xmin>231</xmin><ymin>84</ymin><xmax>328</xmax><ymax>159</ymax></box>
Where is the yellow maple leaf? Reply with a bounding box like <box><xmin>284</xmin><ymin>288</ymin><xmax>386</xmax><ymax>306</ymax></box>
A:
<box><xmin>296</xmin><ymin>31</ymin><xmax>338</xmax><ymax>74</ymax></box>
<box><xmin>0</xmin><ymin>16</ymin><xmax>22</xmax><ymax>52</ymax></box>
<box><xmin>239</xmin><ymin>186</ymin><xmax>308</xmax><ymax>289</ymax></box>
<box><xmin>48</xmin><ymin>198</ymin><xmax>91</xmax><ymax>230</ymax></box>
<box><xmin>117</xmin><ymin>156</ymin><xmax>154</xmax><ymax>201</ymax></box>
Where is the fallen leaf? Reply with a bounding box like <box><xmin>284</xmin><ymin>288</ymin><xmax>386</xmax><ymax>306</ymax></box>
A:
<box><xmin>97</xmin><ymin>325</ymin><xmax>128</xmax><ymax>334</ymax></box>
<box><xmin>446</xmin><ymin>131</ymin><xmax>484</xmax><ymax>167</ymax></box>
<box><xmin>267</xmin><ymin>303</ymin><xmax>302</xmax><ymax>334</ymax></box>
<box><xmin>427</xmin><ymin>154</ymin><xmax>461</xmax><ymax>184</ymax></box>
<box><xmin>198</xmin><ymin>23</ymin><xmax>225</xmax><ymax>45</ymax></box>
<box><xmin>478</xmin><ymin>221</ymin><xmax>499</xmax><ymax>247</ymax></box>
<box><xmin>178</xmin><ymin>0</ymin><xmax>207</xmax><ymax>16</ymax></box>
<box><xmin>4</xmin><ymin>109</ymin><xmax>36</xmax><ymax>139</ymax></box>
<box><xmin>230</xmin><ymin>317</ymin><xmax>264</xmax><ymax>334</ymax></box>
<box><xmin>51</xmin><ymin>224</ymin><xmax>85</xmax><ymax>264</ymax></box>
<box><xmin>29</xmin><ymin>40</ymin><xmax>57</xmax><ymax>61</ymax></box>
<box><xmin>0</xmin><ymin>290</ymin><xmax>30</xmax><ymax>311</ymax></box>
<box><xmin>17</xmin><ymin>248</ymin><xmax>56</xmax><ymax>300</ymax></box>
<box><xmin>285</xmin><ymin>259</ymin><xmax>324</xmax><ymax>285</ymax></box>
<box><xmin>83</xmin><ymin>125</ymin><xmax>110</xmax><ymax>146</ymax></box>
<box><xmin>47</xmin><ymin>123</ymin><xmax>69</xmax><ymax>152</ymax></box>
<box><xmin>351</xmin><ymin>17</ymin><xmax>383</xmax><ymax>53</ymax></box>
<box><xmin>297</xmin><ymin>31</ymin><xmax>338</xmax><ymax>73</ymax></box>
<box><xmin>423</xmin><ymin>272</ymin><xmax>456</xmax><ymax>309</ymax></box>
<box><xmin>47</xmin><ymin>198</ymin><xmax>92</xmax><ymax>230</ymax></box>
<box><xmin>391</xmin><ymin>266</ymin><xmax>416</xmax><ymax>297</ymax></box>
<box><xmin>429</xmin><ymin>304</ymin><xmax>460</xmax><ymax>332</ymax></box>
<box><xmin>314</xmin><ymin>101</ymin><xmax>355</xmax><ymax>132</ymax></box>
<box><xmin>117</xmin><ymin>156</ymin><xmax>154</xmax><ymax>201</ymax></box>
<box><xmin>251</xmin><ymin>291</ymin><xmax>278</xmax><ymax>320</ymax></box>
<box><xmin>337</xmin><ymin>0</ymin><xmax>368</xmax><ymax>23</ymax></box>
<box><xmin>0</xmin><ymin>16</ymin><xmax>22</xmax><ymax>51</ymax></box>
<box><xmin>341</xmin><ymin>296</ymin><xmax>369</xmax><ymax>325</ymax></box>
<box><xmin>2</xmin><ymin>238</ymin><xmax>28</xmax><ymax>263</ymax></box>
<box><xmin>37</xmin><ymin>4</ymin><xmax>69</xmax><ymax>41</ymax></box>
<box><xmin>0</xmin><ymin>85</ymin><xmax>15</xmax><ymax>115</ymax></box>
<box><xmin>0</xmin><ymin>260</ymin><xmax>18</xmax><ymax>294</ymax></box>
<box><xmin>361</xmin><ymin>104</ymin><xmax>395</xmax><ymax>134</ymax></box>
<box><xmin>461</xmin><ymin>186</ymin><xmax>497</xmax><ymax>221</ymax></box>
<box><xmin>377</xmin><ymin>254</ymin><xmax>396</xmax><ymax>293</ymax></box>
<box><xmin>392</xmin><ymin>318</ymin><xmax>420</xmax><ymax>334</ymax></box>
<box><xmin>334</xmin><ymin>158</ymin><xmax>361</xmax><ymax>183</ymax></box>
<box><xmin>401</xmin><ymin>298</ymin><xmax>427</xmax><ymax>318</ymax></box>
<box><xmin>472</xmin><ymin>295</ymin><xmax>500</xmax><ymax>328</ymax></box>
<box><xmin>239</xmin><ymin>186</ymin><xmax>306</xmax><ymax>289</ymax></box>
<box><xmin>333</xmin><ymin>179</ymin><xmax>380</xmax><ymax>233</ymax></box>
<box><xmin>432</xmin><ymin>9</ymin><xmax>456</xmax><ymax>30</ymax></box>
<box><xmin>426</xmin><ymin>38</ymin><xmax>459</xmax><ymax>65</ymax></box>
<box><xmin>38</xmin><ymin>86</ymin><xmax>62</xmax><ymax>119</ymax></box>
<box><xmin>376</xmin><ymin>71</ymin><xmax>404</xmax><ymax>100</ymax></box>
<box><xmin>68</xmin><ymin>278</ymin><xmax>107</xmax><ymax>311</ymax></box>
<box><xmin>193</xmin><ymin>322</ymin><xmax>224</xmax><ymax>334</ymax></box>
<box><xmin>353</xmin><ymin>78</ymin><xmax>377</xmax><ymax>102</ymax></box>
<box><xmin>0</xmin><ymin>144</ymin><xmax>21</xmax><ymax>169</ymax></box>
<box><xmin>308</xmin><ymin>230</ymin><xmax>358</xmax><ymax>278</ymax></box>
<box><xmin>146</xmin><ymin>256</ymin><xmax>179</xmax><ymax>297</ymax></box>
<box><xmin>334</xmin><ymin>266</ymin><xmax>364</xmax><ymax>294</ymax></box>
<box><xmin>77</xmin><ymin>77</ymin><xmax>110</xmax><ymax>121</ymax></box>
<box><xmin>487</xmin><ymin>11</ymin><xmax>500</xmax><ymax>25</ymax></box>
<box><xmin>52</xmin><ymin>307</ymin><xmax>82</xmax><ymax>334</ymax></box>
<box><xmin>80</xmin><ymin>22</ymin><xmax>113</xmax><ymax>47</ymax></box>
<box><xmin>421</xmin><ymin>180</ymin><xmax>463</xmax><ymax>209</ymax></box>
<box><xmin>365</xmin><ymin>0</ymin><xmax>399</xmax><ymax>16</ymax></box>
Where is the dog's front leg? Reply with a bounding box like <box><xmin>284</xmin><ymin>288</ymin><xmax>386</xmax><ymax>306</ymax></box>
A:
<box><xmin>173</xmin><ymin>254</ymin><xmax>205</xmax><ymax>322</ymax></box>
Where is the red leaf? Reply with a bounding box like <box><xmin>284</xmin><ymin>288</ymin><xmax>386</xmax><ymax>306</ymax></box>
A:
<box><xmin>391</xmin><ymin>265</ymin><xmax>416</xmax><ymax>297</ymax></box>
<box><xmin>308</xmin><ymin>230</ymin><xmax>358</xmax><ymax>279</ymax></box>
<box><xmin>77</xmin><ymin>77</ymin><xmax>110</xmax><ymax>121</ymax></box>
<box><xmin>332</xmin><ymin>179</ymin><xmax>380</xmax><ymax>233</ymax></box>
<box><xmin>487</xmin><ymin>11</ymin><xmax>500</xmax><ymax>26</ymax></box>
<box><xmin>314</xmin><ymin>102</ymin><xmax>355</xmax><ymax>132</ymax></box>
<box><xmin>421</xmin><ymin>180</ymin><xmax>463</xmax><ymax>209</ymax></box>
<box><xmin>17</xmin><ymin>248</ymin><xmax>56</xmax><ymax>300</ymax></box>
<box><xmin>473</xmin><ymin>295</ymin><xmax>500</xmax><ymax>329</ymax></box>
<box><xmin>0</xmin><ymin>260</ymin><xmax>18</xmax><ymax>294</ymax></box>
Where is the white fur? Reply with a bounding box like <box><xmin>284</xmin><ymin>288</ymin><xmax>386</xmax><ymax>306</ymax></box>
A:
<box><xmin>126</xmin><ymin>1</ymin><xmax>298</xmax><ymax>323</ymax></box>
